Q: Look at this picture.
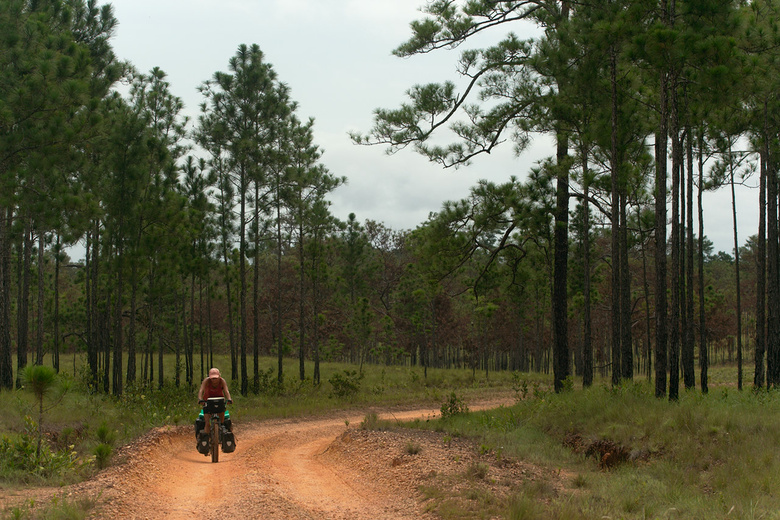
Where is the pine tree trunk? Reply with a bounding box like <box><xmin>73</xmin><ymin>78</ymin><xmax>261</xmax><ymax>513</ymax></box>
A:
<box><xmin>620</xmin><ymin>189</ymin><xmax>632</xmax><ymax>381</ymax></box>
<box><xmin>239</xmin><ymin>166</ymin><xmax>248</xmax><ymax>396</ymax></box>
<box><xmin>174</xmin><ymin>296</ymin><xmax>181</xmax><ymax>388</ymax></box>
<box><xmin>16</xmin><ymin>219</ymin><xmax>32</xmax><ymax>387</ymax></box>
<box><xmin>103</xmin><ymin>285</ymin><xmax>111</xmax><ymax>394</ymax></box>
<box><xmin>755</xmin><ymin>138</ymin><xmax>767</xmax><ymax>389</ymax></box>
<box><xmin>312</xmin><ymin>228</ymin><xmax>321</xmax><ymax>386</ymax></box>
<box><xmin>276</xmin><ymin>187</ymin><xmax>284</xmax><ymax>386</ymax></box>
<box><xmin>639</xmin><ymin>208</ymin><xmax>653</xmax><ymax>379</ymax></box>
<box><xmin>207</xmin><ymin>271</ymin><xmax>214</xmax><ymax>371</ymax></box>
<box><xmin>610</xmin><ymin>54</ymin><xmax>621</xmax><ymax>387</ymax></box>
<box><xmin>299</xmin><ymin>219</ymin><xmax>306</xmax><ymax>381</ymax></box>
<box><xmin>730</xmin><ymin>157</ymin><xmax>743</xmax><ymax>391</ymax></box>
<box><xmin>145</xmin><ymin>264</ymin><xmax>155</xmax><ymax>384</ymax></box>
<box><xmin>36</xmin><ymin>232</ymin><xmax>45</xmax><ymax>365</ymax></box>
<box><xmin>222</xmin><ymin>242</ymin><xmax>236</xmax><ymax>381</ymax></box>
<box><xmin>113</xmin><ymin>247</ymin><xmax>123</xmax><ymax>396</ymax></box>
<box><xmin>552</xmin><ymin>130</ymin><xmax>570</xmax><ymax>393</ymax></box>
<box><xmin>157</xmin><ymin>281</ymin><xmax>164</xmax><ymax>389</ymax></box>
<box><xmin>189</xmin><ymin>273</ymin><xmax>196</xmax><ymax>385</ymax></box>
<box><xmin>199</xmin><ymin>277</ymin><xmax>205</xmax><ymax>383</ymax></box>
<box><xmin>0</xmin><ymin>206</ymin><xmax>13</xmax><ymax>390</ymax></box>
<box><xmin>654</xmin><ymin>68</ymin><xmax>669</xmax><ymax>399</ymax></box>
<box><xmin>669</xmin><ymin>85</ymin><xmax>681</xmax><ymax>401</ymax></box>
<box><xmin>765</xmin><ymin>101</ymin><xmax>779</xmax><ymax>387</ymax></box>
<box><xmin>253</xmin><ymin>183</ymin><xmax>260</xmax><ymax>393</ymax></box>
<box><xmin>581</xmin><ymin>146</ymin><xmax>593</xmax><ymax>388</ymax></box>
<box><xmin>127</xmin><ymin>262</ymin><xmax>138</xmax><ymax>384</ymax></box>
<box><xmin>684</xmin><ymin>133</ymin><xmax>695</xmax><ymax>389</ymax></box>
<box><xmin>550</xmin><ymin>1</ymin><xmax>571</xmax><ymax>393</ymax></box>
<box><xmin>88</xmin><ymin>223</ymin><xmax>100</xmax><ymax>391</ymax></box>
<box><xmin>53</xmin><ymin>234</ymin><xmax>60</xmax><ymax>373</ymax></box>
<box><xmin>698</xmin><ymin>134</ymin><xmax>709</xmax><ymax>393</ymax></box>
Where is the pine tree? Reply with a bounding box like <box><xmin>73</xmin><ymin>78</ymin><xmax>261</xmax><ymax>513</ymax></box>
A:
<box><xmin>353</xmin><ymin>1</ymin><xmax>577</xmax><ymax>391</ymax></box>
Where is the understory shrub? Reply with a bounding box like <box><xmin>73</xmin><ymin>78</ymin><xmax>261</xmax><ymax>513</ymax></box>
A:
<box><xmin>441</xmin><ymin>391</ymin><xmax>469</xmax><ymax>419</ymax></box>
<box><xmin>0</xmin><ymin>416</ymin><xmax>88</xmax><ymax>483</ymax></box>
<box><xmin>329</xmin><ymin>370</ymin><xmax>362</xmax><ymax>399</ymax></box>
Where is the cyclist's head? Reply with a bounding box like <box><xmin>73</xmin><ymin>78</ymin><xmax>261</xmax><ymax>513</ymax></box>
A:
<box><xmin>208</xmin><ymin>368</ymin><xmax>221</xmax><ymax>380</ymax></box>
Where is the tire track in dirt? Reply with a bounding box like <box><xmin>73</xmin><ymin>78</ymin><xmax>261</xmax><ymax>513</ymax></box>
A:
<box><xmin>4</xmin><ymin>398</ymin><xmax>516</xmax><ymax>519</ymax></box>
<box><xmin>77</xmin><ymin>406</ymin><xmax>448</xmax><ymax>519</ymax></box>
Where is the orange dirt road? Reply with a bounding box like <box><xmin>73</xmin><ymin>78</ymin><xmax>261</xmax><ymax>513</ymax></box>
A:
<box><xmin>2</xmin><ymin>398</ymin><xmax>518</xmax><ymax>519</ymax></box>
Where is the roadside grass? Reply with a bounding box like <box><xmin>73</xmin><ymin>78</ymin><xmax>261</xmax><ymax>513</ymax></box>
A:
<box><xmin>2</xmin><ymin>353</ymin><xmax>523</xmax><ymax>425</ymax></box>
<box><xmin>4</xmin><ymin>354</ymin><xmax>774</xmax><ymax>519</ymax></box>
<box><xmin>2</xmin><ymin>495</ymin><xmax>96</xmax><ymax>520</ymax></box>
<box><xmin>0</xmin><ymin>355</ymin><xmax>523</xmax><ymax>484</ymax></box>
<box><xmin>0</xmin><ymin>355</ymin><xmax>525</xmax><ymax>518</ymax></box>
<box><xmin>402</xmin><ymin>379</ymin><xmax>780</xmax><ymax>519</ymax></box>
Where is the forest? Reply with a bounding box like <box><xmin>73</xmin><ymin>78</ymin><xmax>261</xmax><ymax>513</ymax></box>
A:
<box><xmin>0</xmin><ymin>0</ymin><xmax>778</xmax><ymax>400</ymax></box>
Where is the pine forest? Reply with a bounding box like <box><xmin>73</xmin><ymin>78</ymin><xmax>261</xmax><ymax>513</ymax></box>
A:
<box><xmin>3</xmin><ymin>0</ymin><xmax>780</xmax><ymax>401</ymax></box>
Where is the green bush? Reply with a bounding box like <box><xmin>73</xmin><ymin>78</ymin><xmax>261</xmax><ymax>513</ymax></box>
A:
<box><xmin>117</xmin><ymin>382</ymin><xmax>193</xmax><ymax>429</ymax></box>
<box><xmin>0</xmin><ymin>416</ymin><xmax>85</xmax><ymax>483</ymax></box>
<box><xmin>440</xmin><ymin>391</ymin><xmax>469</xmax><ymax>419</ymax></box>
<box><xmin>360</xmin><ymin>412</ymin><xmax>379</xmax><ymax>430</ymax></box>
<box><xmin>95</xmin><ymin>422</ymin><xmax>116</xmax><ymax>446</ymax></box>
<box><xmin>253</xmin><ymin>366</ymin><xmax>281</xmax><ymax>395</ymax></box>
<box><xmin>512</xmin><ymin>373</ymin><xmax>529</xmax><ymax>401</ymax></box>
<box><xmin>328</xmin><ymin>370</ymin><xmax>362</xmax><ymax>399</ymax></box>
<box><xmin>93</xmin><ymin>443</ymin><xmax>112</xmax><ymax>470</ymax></box>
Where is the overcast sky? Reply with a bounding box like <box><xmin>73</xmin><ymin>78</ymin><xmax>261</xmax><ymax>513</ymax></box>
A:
<box><xmin>106</xmin><ymin>0</ymin><xmax>757</xmax><ymax>254</ymax></box>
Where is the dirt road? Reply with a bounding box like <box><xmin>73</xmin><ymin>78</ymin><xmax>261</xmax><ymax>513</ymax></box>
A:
<box><xmin>3</xmin><ymin>399</ymin><xmax>532</xmax><ymax>519</ymax></box>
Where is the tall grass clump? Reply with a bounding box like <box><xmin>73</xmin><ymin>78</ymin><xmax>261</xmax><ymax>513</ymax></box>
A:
<box><xmin>93</xmin><ymin>422</ymin><xmax>117</xmax><ymax>470</ymax></box>
<box><xmin>93</xmin><ymin>443</ymin><xmax>112</xmax><ymax>470</ymax></box>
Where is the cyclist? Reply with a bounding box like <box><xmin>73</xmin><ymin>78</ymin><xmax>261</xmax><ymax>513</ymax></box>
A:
<box><xmin>197</xmin><ymin>368</ymin><xmax>233</xmax><ymax>452</ymax></box>
<box><xmin>198</xmin><ymin>367</ymin><xmax>232</xmax><ymax>404</ymax></box>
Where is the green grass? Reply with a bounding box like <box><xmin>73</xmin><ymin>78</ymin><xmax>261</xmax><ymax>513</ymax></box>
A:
<box><xmin>2</xmin><ymin>494</ymin><xmax>96</xmax><ymax>520</ymax></box>
<box><xmin>0</xmin><ymin>354</ymin><xmax>521</xmax><ymax>476</ymax></box>
<box><xmin>4</xmin><ymin>355</ymin><xmax>776</xmax><ymax>519</ymax></box>
<box><xmin>406</xmin><ymin>379</ymin><xmax>780</xmax><ymax>519</ymax></box>
<box><xmin>0</xmin><ymin>355</ymin><xmax>527</xmax><ymax>518</ymax></box>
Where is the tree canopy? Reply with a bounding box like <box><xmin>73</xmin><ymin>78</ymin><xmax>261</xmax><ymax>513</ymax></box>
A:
<box><xmin>0</xmin><ymin>0</ymin><xmax>777</xmax><ymax>400</ymax></box>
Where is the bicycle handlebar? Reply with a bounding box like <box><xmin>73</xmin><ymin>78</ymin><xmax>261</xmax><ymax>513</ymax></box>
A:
<box><xmin>199</xmin><ymin>398</ymin><xmax>231</xmax><ymax>405</ymax></box>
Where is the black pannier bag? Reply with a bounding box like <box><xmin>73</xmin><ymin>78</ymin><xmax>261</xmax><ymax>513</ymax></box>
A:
<box><xmin>203</xmin><ymin>397</ymin><xmax>226</xmax><ymax>414</ymax></box>
<box><xmin>197</xmin><ymin>431</ymin><xmax>210</xmax><ymax>455</ymax></box>
<box><xmin>222</xmin><ymin>429</ymin><xmax>236</xmax><ymax>453</ymax></box>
